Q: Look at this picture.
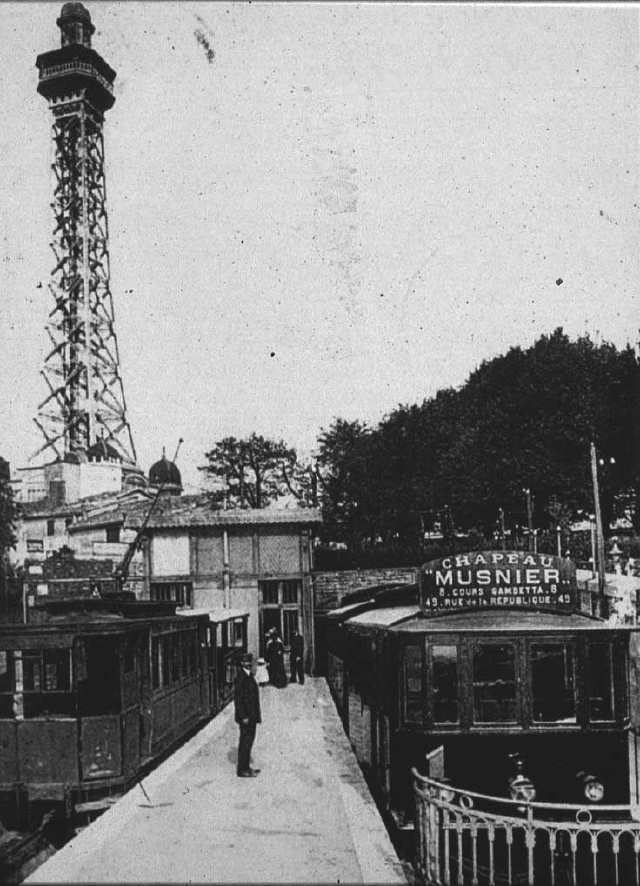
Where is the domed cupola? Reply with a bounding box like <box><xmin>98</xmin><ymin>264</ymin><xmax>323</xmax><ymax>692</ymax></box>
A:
<box><xmin>148</xmin><ymin>448</ymin><xmax>182</xmax><ymax>496</ymax></box>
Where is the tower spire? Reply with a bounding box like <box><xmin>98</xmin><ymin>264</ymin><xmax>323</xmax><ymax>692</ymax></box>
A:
<box><xmin>33</xmin><ymin>3</ymin><xmax>136</xmax><ymax>466</ymax></box>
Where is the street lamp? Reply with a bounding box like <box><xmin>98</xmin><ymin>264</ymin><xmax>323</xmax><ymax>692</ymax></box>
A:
<box><xmin>508</xmin><ymin>753</ymin><xmax>536</xmax><ymax>803</ymax></box>
<box><xmin>576</xmin><ymin>771</ymin><xmax>605</xmax><ymax>803</ymax></box>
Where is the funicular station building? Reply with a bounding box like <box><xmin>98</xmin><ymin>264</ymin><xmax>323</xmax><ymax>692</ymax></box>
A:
<box><xmin>325</xmin><ymin>550</ymin><xmax>640</xmax><ymax>885</ymax></box>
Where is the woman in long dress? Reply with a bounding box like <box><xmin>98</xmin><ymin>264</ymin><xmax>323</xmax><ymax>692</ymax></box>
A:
<box><xmin>266</xmin><ymin>629</ymin><xmax>288</xmax><ymax>688</ymax></box>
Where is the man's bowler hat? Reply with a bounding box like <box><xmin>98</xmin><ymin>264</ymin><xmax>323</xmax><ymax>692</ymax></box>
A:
<box><xmin>240</xmin><ymin>653</ymin><xmax>254</xmax><ymax>666</ymax></box>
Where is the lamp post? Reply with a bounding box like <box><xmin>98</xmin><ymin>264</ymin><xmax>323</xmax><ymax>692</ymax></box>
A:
<box><xmin>590</xmin><ymin>442</ymin><xmax>614</xmax><ymax>611</ymax></box>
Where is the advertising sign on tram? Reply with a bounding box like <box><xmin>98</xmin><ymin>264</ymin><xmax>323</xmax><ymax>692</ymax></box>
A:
<box><xmin>420</xmin><ymin>550</ymin><xmax>576</xmax><ymax>615</ymax></box>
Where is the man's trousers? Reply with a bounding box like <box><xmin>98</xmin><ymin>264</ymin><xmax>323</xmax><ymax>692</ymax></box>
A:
<box><xmin>237</xmin><ymin>721</ymin><xmax>256</xmax><ymax>774</ymax></box>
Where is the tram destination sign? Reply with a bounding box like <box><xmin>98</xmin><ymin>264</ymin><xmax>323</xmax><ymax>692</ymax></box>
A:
<box><xmin>420</xmin><ymin>550</ymin><xmax>577</xmax><ymax>615</ymax></box>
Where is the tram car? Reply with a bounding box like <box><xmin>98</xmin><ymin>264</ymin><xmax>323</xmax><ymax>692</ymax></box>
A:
<box><xmin>0</xmin><ymin>596</ymin><xmax>247</xmax><ymax>832</ymax></box>
<box><xmin>324</xmin><ymin>551</ymin><xmax>640</xmax><ymax>827</ymax></box>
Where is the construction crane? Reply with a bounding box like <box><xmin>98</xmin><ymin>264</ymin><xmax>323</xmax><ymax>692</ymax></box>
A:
<box><xmin>114</xmin><ymin>439</ymin><xmax>184</xmax><ymax>593</ymax></box>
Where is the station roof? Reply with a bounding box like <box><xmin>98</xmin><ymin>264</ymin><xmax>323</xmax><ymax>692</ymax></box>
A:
<box><xmin>178</xmin><ymin>607</ymin><xmax>249</xmax><ymax>622</ymax></box>
<box><xmin>71</xmin><ymin>494</ymin><xmax>321</xmax><ymax>531</ymax></box>
<box><xmin>388</xmin><ymin>609</ymin><xmax>634</xmax><ymax>634</ymax></box>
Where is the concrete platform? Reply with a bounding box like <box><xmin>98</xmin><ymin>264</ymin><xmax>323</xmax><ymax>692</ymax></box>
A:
<box><xmin>27</xmin><ymin>678</ymin><xmax>406</xmax><ymax>884</ymax></box>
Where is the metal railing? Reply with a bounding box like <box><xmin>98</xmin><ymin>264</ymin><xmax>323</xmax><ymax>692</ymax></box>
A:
<box><xmin>412</xmin><ymin>770</ymin><xmax>640</xmax><ymax>885</ymax></box>
<box><xmin>39</xmin><ymin>61</ymin><xmax>113</xmax><ymax>94</ymax></box>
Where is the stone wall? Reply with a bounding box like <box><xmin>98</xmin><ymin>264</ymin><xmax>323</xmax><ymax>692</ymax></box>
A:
<box><xmin>313</xmin><ymin>566</ymin><xmax>418</xmax><ymax>612</ymax></box>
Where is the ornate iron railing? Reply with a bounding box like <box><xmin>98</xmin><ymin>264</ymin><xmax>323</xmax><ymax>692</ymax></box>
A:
<box><xmin>412</xmin><ymin>770</ymin><xmax>640</xmax><ymax>885</ymax></box>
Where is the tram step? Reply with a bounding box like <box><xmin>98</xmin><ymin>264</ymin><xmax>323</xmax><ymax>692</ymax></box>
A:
<box><xmin>390</xmin><ymin>810</ymin><xmax>415</xmax><ymax>832</ymax></box>
<box><xmin>74</xmin><ymin>796</ymin><xmax>121</xmax><ymax>814</ymax></box>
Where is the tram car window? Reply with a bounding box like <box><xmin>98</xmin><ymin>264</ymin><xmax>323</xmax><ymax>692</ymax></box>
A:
<box><xmin>430</xmin><ymin>644</ymin><xmax>459</xmax><ymax>724</ymax></box>
<box><xmin>530</xmin><ymin>642</ymin><xmax>576</xmax><ymax>723</ymax></box>
<box><xmin>472</xmin><ymin>642</ymin><xmax>518</xmax><ymax>724</ymax></box>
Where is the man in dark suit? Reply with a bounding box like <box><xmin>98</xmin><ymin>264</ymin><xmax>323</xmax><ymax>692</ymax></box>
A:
<box><xmin>289</xmin><ymin>632</ymin><xmax>305</xmax><ymax>684</ymax></box>
<box><xmin>234</xmin><ymin>652</ymin><xmax>262</xmax><ymax>777</ymax></box>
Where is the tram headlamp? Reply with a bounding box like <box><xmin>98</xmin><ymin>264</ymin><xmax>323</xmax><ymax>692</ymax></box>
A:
<box><xmin>577</xmin><ymin>771</ymin><xmax>605</xmax><ymax>803</ymax></box>
<box><xmin>509</xmin><ymin>774</ymin><xmax>536</xmax><ymax>803</ymax></box>
<box><xmin>438</xmin><ymin>777</ymin><xmax>456</xmax><ymax>804</ymax></box>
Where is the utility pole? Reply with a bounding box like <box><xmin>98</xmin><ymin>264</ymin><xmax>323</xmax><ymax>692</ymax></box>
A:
<box><xmin>523</xmin><ymin>488</ymin><xmax>534</xmax><ymax>552</ymax></box>
<box><xmin>498</xmin><ymin>507</ymin><xmax>506</xmax><ymax>551</ymax></box>
<box><xmin>590</xmin><ymin>441</ymin><xmax>606</xmax><ymax>608</ymax></box>
<box><xmin>589</xmin><ymin>515</ymin><xmax>597</xmax><ymax>578</ymax></box>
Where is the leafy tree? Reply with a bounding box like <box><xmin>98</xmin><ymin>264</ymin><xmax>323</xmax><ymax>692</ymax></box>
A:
<box><xmin>0</xmin><ymin>457</ymin><xmax>17</xmax><ymax>556</ymax></box>
<box><xmin>315</xmin><ymin>418</ymin><xmax>373</xmax><ymax>548</ymax></box>
<box><xmin>314</xmin><ymin>330</ymin><xmax>640</xmax><ymax>557</ymax></box>
<box><xmin>200</xmin><ymin>434</ymin><xmax>301</xmax><ymax>509</ymax></box>
<box><xmin>0</xmin><ymin>457</ymin><xmax>17</xmax><ymax>619</ymax></box>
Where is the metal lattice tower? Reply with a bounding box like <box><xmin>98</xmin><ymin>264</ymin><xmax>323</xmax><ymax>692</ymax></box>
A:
<box><xmin>33</xmin><ymin>3</ymin><xmax>136</xmax><ymax>465</ymax></box>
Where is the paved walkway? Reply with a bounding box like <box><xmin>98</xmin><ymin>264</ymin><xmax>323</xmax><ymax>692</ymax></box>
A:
<box><xmin>28</xmin><ymin>678</ymin><xmax>406</xmax><ymax>884</ymax></box>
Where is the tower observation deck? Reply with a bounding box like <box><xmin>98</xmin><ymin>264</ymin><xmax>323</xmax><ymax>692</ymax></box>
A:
<box><xmin>34</xmin><ymin>2</ymin><xmax>137</xmax><ymax>466</ymax></box>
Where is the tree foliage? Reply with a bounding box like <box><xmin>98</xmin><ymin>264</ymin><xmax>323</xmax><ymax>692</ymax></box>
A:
<box><xmin>314</xmin><ymin>330</ymin><xmax>640</xmax><ymax>558</ymax></box>
<box><xmin>199</xmin><ymin>433</ymin><xmax>315</xmax><ymax>509</ymax></box>
<box><xmin>0</xmin><ymin>457</ymin><xmax>17</xmax><ymax>555</ymax></box>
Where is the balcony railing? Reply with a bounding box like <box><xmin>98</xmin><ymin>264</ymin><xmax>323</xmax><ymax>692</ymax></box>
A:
<box><xmin>412</xmin><ymin>770</ymin><xmax>640</xmax><ymax>885</ymax></box>
<box><xmin>39</xmin><ymin>60</ymin><xmax>113</xmax><ymax>94</ymax></box>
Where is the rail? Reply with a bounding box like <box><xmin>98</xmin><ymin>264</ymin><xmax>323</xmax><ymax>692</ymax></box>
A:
<box><xmin>412</xmin><ymin>769</ymin><xmax>640</xmax><ymax>885</ymax></box>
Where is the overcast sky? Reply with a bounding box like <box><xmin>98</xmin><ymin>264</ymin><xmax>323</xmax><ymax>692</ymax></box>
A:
<box><xmin>0</xmin><ymin>2</ymin><xmax>638</xmax><ymax>488</ymax></box>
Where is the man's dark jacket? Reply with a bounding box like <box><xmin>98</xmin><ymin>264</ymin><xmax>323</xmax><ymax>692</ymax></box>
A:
<box><xmin>234</xmin><ymin>667</ymin><xmax>262</xmax><ymax>724</ymax></box>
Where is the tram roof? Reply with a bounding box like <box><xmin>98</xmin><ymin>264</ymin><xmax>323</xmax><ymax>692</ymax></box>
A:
<box><xmin>388</xmin><ymin>609</ymin><xmax>635</xmax><ymax>634</ymax></box>
<box><xmin>325</xmin><ymin>600</ymin><xmax>377</xmax><ymax>620</ymax></box>
<box><xmin>343</xmin><ymin>605</ymin><xmax>421</xmax><ymax>629</ymax></box>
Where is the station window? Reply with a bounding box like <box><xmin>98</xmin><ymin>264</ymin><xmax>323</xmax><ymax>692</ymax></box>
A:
<box><xmin>473</xmin><ymin>643</ymin><xmax>517</xmax><ymax>723</ymax></box>
<box><xmin>47</xmin><ymin>519</ymin><xmax>56</xmax><ymax>536</ymax></box>
<box><xmin>531</xmin><ymin>644</ymin><xmax>576</xmax><ymax>723</ymax></box>
<box><xmin>0</xmin><ymin>651</ymin><xmax>12</xmax><ymax>693</ymax></box>
<box><xmin>150</xmin><ymin>581</ymin><xmax>192</xmax><ymax>608</ymax></box>
<box><xmin>588</xmin><ymin>642</ymin><xmax>615</xmax><ymax>721</ymax></box>
<box><xmin>431</xmin><ymin>644</ymin><xmax>459</xmax><ymax>723</ymax></box>
<box><xmin>261</xmin><ymin>581</ymin><xmax>279</xmax><ymax>605</ymax></box>
<box><xmin>0</xmin><ymin>651</ymin><xmax>13</xmax><ymax>717</ymax></box>
<box><xmin>282</xmin><ymin>580</ymin><xmax>299</xmax><ymax>604</ymax></box>
<box><xmin>106</xmin><ymin>525</ymin><xmax>121</xmax><ymax>544</ymax></box>
<box><xmin>403</xmin><ymin>644</ymin><xmax>423</xmax><ymax>724</ymax></box>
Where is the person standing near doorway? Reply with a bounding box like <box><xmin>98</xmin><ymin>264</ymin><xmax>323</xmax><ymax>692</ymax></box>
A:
<box><xmin>289</xmin><ymin>631</ymin><xmax>305</xmax><ymax>684</ymax></box>
<box><xmin>265</xmin><ymin>628</ymin><xmax>288</xmax><ymax>688</ymax></box>
<box><xmin>234</xmin><ymin>652</ymin><xmax>261</xmax><ymax>777</ymax></box>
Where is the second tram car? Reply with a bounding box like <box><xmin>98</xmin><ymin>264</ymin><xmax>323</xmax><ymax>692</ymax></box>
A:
<box><xmin>324</xmin><ymin>551</ymin><xmax>639</xmax><ymax>824</ymax></box>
